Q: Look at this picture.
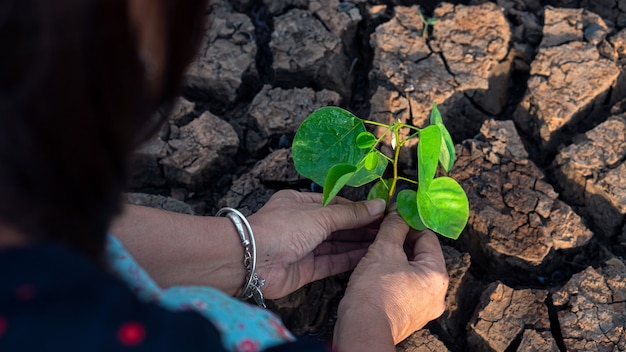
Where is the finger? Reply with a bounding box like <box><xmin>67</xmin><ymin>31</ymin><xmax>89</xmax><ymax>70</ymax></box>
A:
<box><xmin>319</xmin><ymin>198</ymin><xmax>386</xmax><ymax>233</ymax></box>
<box><xmin>309</xmin><ymin>248</ymin><xmax>369</xmax><ymax>282</ymax></box>
<box><xmin>273</xmin><ymin>189</ymin><xmax>368</xmax><ymax>207</ymax></box>
<box><xmin>327</xmin><ymin>228</ymin><xmax>378</xmax><ymax>242</ymax></box>
<box><xmin>373</xmin><ymin>211</ymin><xmax>410</xmax><ymax>246</ymax></box>
<box><xmin>409</xmin><ymin>229</ymin><xmax>445</xmax><ymax>267</ymax></box>
<box><xmin>313</xmin><ymin>240</ymin><xmax>372</xmax><ymax>256</ymax></box>
<box><xmin>290</xmin><ymin>190</ymin><xmax>322</xmax><ymax>204</ymax></box>
<box><xmin>325</xmin><ymin>195</ymin><xmax>356</xmax><ymax>205</ymax></box>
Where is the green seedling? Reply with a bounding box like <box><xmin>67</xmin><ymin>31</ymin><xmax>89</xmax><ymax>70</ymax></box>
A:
<box><xmin>291</xmin><ymin>104</ymin><xmax>469</xmax><ymax>240</ymax></box>
<box><xmin>418</xmin><ymin>11</ymin><xmax>438</xmax><ymax>37</ymax></box>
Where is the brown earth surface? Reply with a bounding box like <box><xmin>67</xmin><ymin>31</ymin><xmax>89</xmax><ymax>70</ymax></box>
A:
<box><xmin>128</xmin><ymin>0</ymin><xmax>626</xmax><ymax>350</ymax></box>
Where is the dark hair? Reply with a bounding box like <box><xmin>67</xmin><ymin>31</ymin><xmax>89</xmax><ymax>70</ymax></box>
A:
<box><xmin>0</xmin><ymin>0</ymin><xmax>207</xmax><ymax>261</ymax></box>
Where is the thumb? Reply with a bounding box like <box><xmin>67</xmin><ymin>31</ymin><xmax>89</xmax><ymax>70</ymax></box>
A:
<box><xmin>374</xmin><ymin>211</ymin><xmax>410</xmax><ymax>246</ymax></box>
<box><xmin>321</xmin><ymin>198</ymin><xmax>386</xmax><ymax>232</ymax></box>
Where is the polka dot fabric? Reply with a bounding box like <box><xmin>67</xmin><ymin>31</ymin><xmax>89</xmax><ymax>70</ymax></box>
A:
<box><xmin>106</xmin><ymin>235</ymin><xmax>295</xmax><ymax>351</ymax></box>
<box><xmin>0</xmin><ymin>243</ymin><xmax>328</xmax><ymax>351</ymax></box>
<box><xmin>0</xmin><ymin>244</ymin><xmax>228</xmax><ymax>351</ymax></box>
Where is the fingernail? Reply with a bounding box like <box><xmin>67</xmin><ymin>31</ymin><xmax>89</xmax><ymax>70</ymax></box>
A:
<box><xmin>366</xmin><ymin>198</ymin><xmax>386</xmax><ymax>216</ymax></box>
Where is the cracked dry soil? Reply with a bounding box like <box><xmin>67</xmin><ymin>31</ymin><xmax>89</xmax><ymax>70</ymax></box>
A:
<box><xmin>127</xmin><ymin>0</ymin><xmax>626</xmax><ymax>351</ymax></box>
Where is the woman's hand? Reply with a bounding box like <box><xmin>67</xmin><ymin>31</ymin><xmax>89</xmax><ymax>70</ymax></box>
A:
<box><xmin>333</xmin><ymin>212</ymin><xmax>449</xmax><ymax>351</ymax></box>
<box><xmin>110</xmin><ymin>190</ymin><xmax>385</xmax><ymax>298</ymax></box>
<box><xmin>249</xmin><ymin>190</ymin><xmax>386</xmax><ymax>299</ymax></box>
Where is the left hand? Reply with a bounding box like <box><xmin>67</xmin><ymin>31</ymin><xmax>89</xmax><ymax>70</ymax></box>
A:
<box><xmin>248</xmin><ymin>190</ymin><xmax>386</xmax><ymax>299</ymax></box>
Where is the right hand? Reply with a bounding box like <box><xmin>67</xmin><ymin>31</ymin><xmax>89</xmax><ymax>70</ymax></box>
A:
<box><xmin>334</xmin><ymin>211</ymin><xmax>449</xmax><ymax>349</ymax></box>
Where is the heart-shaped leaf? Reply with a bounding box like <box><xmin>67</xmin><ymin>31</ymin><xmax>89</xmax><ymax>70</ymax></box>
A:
<box><xmin>437</xmin><ymin>123</ymin><xmax>455</xmax><ymax>172</ymax></box>
<box><xmin>364</xmin><ymin>151</ymin><xmax>378</xmax><ymax>171</ymax></box>
<box><xmin>323</xmin><ymin>163</ymin><xmax>357</xmax><ymax>206</ymax></box>
<box><xmin>292</xmin><ymin>107</ymin><xmax>366</xmax><ymax>186</ymax></box>
<box><xmin>417</xmin><ymin>177</ymin><xmax>469</xmax><ymax>239</ymax></box>
<box><xmin>348</xmin><ymin>152</ymin><xmax>388</xmax><ymax>187</ymax></box>
<box><xmin>418</xmin><ymin>125</ymin><xmax>442</xmax><ymax>189</ymax></box>
<box><xmin>428</xmin><ymin>103</ymin><xmax>455</xmax><ymax>172</ymax></box>
<box><xmin>397</xmin><ymin>189</ymin><xmax>426</xmax><ymax>231</ymax></box>
<box><xmin>356</xmin><ymin>131</ymin><xmax>376</xmax><ymax>149</ymax></box>
<box><xmin>367</xmin><ymin>178</ymin><xmax>393</xmax><ymax>203</ymax></box>
<box><xmin>429</xmin><ymin>103</ymin><xmax>443</xmax><ymax>125</ymax></box>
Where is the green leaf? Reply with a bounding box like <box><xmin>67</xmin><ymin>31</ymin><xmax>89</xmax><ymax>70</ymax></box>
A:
<box><xmin>323</xmin><ymin>163</ymin><xmax>357</xmax><ymax>206</ymax></box>
<box><xmin>427</xmin><ymin>18</ymin><xmax>439</xmax><ymax>25</ymax></box>
<box><xmin>348</xmin><ymin>152</ymin><xmax>388</xmax><ymax>187</ymax></box>
<box><xmin>367</xmin><ymin>178</ymin><xmax>393</xmax><ymax>203</ymax></box>
<box><xmin>292</xmin><ymin>107</ymin><xmax>367</xmax><ymax>186</ymax></box>
<box><xmin>429</xmin><ymin>103</ymin><xmax>443</xmax><ymax>125</ymax></box>
<box><xmin>356</xmin><ymin>132</ymin><xmax>376</xmax><ymax>149</ymax></box>
<box><xmin>437</xmin><ymin>123</ymin><xmax>456</xmax><ymax>172</ymax></box>
<box><xmin>417</xmin><ymin>177</ymin><xmax>469</xmax><ymax>239</ymax></box>
<box><xmin>364</xmin><ymin>151</ymin><xmax>378</xmax><ymax>171</ymax></box>
<box><xmin>428</xmin><ymin>103</ymin><xmax>455</xmax><ymax>172</ymax></box>
<box><xmin>397</xmin><ymin>189</ymin><xmax>426</xmax><ymax>231</ymax></box>
<box><xmin>417</xmin><ymin>125</ymin><xmax>442</xmax><ymax>189</ymax></box>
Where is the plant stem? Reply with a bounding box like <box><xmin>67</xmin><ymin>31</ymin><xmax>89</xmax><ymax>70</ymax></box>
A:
<box><xmin>388</xmin><ymin>126</ymin><xmax>402</xmax><ymax>200</ymax></box>
<box><xmin>397</xmin><ymin>123</ymin><xmax>421</xmax><ymax>133</ymax></box>
<box><xmin>362</xmin><ymin>119</ymin><xmax>390</xmax><ymax>128</ymax></box>
<box><xmin>397</xmin><ymin>176</ymin><xmax>418</xmax><ymax>185</ymax></box>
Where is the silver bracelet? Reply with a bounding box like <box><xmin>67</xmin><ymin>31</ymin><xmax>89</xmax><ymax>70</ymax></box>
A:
<box><xmin>216</xmin><ymin>207</ymin><xmax>266</xmax><ymax>308</ymax></box>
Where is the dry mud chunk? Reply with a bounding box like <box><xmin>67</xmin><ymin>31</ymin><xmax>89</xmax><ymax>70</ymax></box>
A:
<box><xmin>370</xmin><ymin>5</ymin><xmax>430</xmax><ymax>65</ymax></box>
<box><xmin>396</xmin><ymin>329</ymin><xmax>450</xmax><ymax>352</ymax></box>
<box><xmin>246</xmin><ymin>85</ymin><xmax>340</xmax><ymax>152</ymax></box>
<box><xmin>166</xmin><ymin>97</ymin><xmax>195</xmax><ymax>126</ymax></box>
<box><xmin>554</xmin><ymin>114</ymin><xmax>626</xmax><ymax>238</ymax></box>
<box><xmin>218</xmin><ymin>149</ymin><xmax>303</xmax><ymax>214</ymax></box>
<box><xmin>608</xmin><ymin>28</ymin><xmax>626</xmax><ymax>65</ymax></box>
<box><xmin>161</xmin><ymin>111</ymin><xmax>239</xmax><ymax>188</ymax></box>
<box><xmin>467</xmin><ymin>282</ymin><xmax>551</xmax><ymax>352</ymax></box>
<box><xmin>540</xmin><ymin>7</ymin><xmax>611</xmax><ymax>47</ymax></box>
<box><xmin>270</xmin><ymin>9</ymin><xmax>352</xmax><ymax>98</ymax></box>
<box><xmin>582</xmin><ymin>0</ymin><xmax>626</xmax><ymax>28</ymax></box>
<box><xmin>435</xmin><ymin>246</ymin><xmax>482</xmax><ymax>346</ymax></box>
<box><xmin>546</xmin><ymin>0</ymin><xmax>626</xmax><ymax>28</ymax></box>
<box><xmin>217</xmin><ymin>174</ymin><xmax>270</xmax><ymax>216</ymax></box>
<box><xmin>185</xmin><ymin>5</ymin><xmax>257</xmax><ymax>104</ymax></box>
<box><xmin>129</xmin><ymin>137</ymin><xmax>170</xmax><ymax>188</ymax></box>
<box><xmin>450</xmin><ymin>120</ymin><xmax>593</xmax><ymax>271</ymax></box>
<box><xmin>431</xmin><ymin>2</ymin><xmax>512</xmax><ymax>127</ymax></box>
<box><xmin>368</xmin><ymin>5</ymin><xmax>449</xmax><ymax>119</ymax></box>
<box><xmin>308</xmin><ymin>0</ymin><xmax>362</xmax><ymax>49</ymax></box>
<box><xmin>431</xmin><ymin>3</ymin><xmax>511</xmax><ymax>92</ymax></box>
<box><xmin>368</xmin><ymin>56</ymin><xmax>456</xmax><ymax>140</ymax></box>
<box><xmin>368</xmin><ymin>5</ymin><xmax>455</xmax><ymax>147</ymax></box>
<box><xmin>128</xmin><ymin>98</ymin><xmax>196</xmax><ymax>188</ymax></box>
<box><xmin>124</xmin><ymin>193</ymin><xmax>194</xmax><ymax>215</ymax></box>
<box><xmin>266</xmin><ymin>273</ymin><xmax>347</xmax><ymax>338</ymax></box>
<box><xmin>369</xmin><ymin>4</ymin><xmax>513</xmax><ymax>142</ymax></box>
<box><xmin>552</xmin><ymin>257</ymin><xmax>626</xmax><ymax>351</ymax></box>
<box><xmin>251</xmin><ymin>148</ymin><xmax>303</xmax><ymax>185</ymax></box>
<box><xmin>513</xmin><ymin>41</ymin><xmax>620</xmax><ymax>151</ymax></box>
<box><xmin>262</xmin><ymin>0</ymin><xmax>308</xmax><ymax>15</ymax></box>
<box><xmin>498</xmin><ymin>0</ymin><xmax>543</xmax><ymax>47</ymax></box>
<box><xmin>516</xmin><ymin>329</ymin><xmax>559</xmax><ymax>352</ymax></box>
<box><xmin>540</xmin><ymin>7</ymin><xmax>584</xmax><ymax>47</ymax></box>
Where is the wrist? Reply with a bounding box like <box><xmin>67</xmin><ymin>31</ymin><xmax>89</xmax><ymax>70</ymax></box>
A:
<box><xmin>333</xmin><ymin>300</ymin><xmax>395</xmax><ymax>352</ymax></box>
<box><xmin>110</xmin><ymin>205</ymin><xmax>247</xmax><ymax>296</ymax></box>
<box><xmin>216</xmin><ymin>207</ymin><xmax>266</xmax><ymax>307</ymax></box>
<box><xmin>177</xmin><ymin>215</ymin><xmax>247</xmax><ymax>296</ymax></box>
<box><xmin>205</xmin><ymin>216</ymin><xmax>248</xmax><ymax>296</ymax></box>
